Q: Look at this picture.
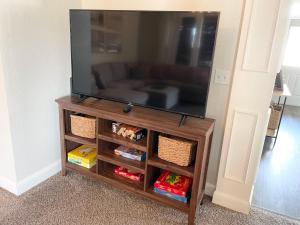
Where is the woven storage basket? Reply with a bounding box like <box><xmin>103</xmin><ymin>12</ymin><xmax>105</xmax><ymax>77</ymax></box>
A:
<box><xmin>268</xmin><ymin>104</ymin><xmax>282</xmax><ymax>130</ymax></box>
<box><xmin>70</xmin><ymin>114</ymin><xmax>96</xmax><ymax>139</ymax></box>
<box><xmin>158</xmin><ymin>134</ymin><xmax>196</xmax><ymax>167</ymax></box>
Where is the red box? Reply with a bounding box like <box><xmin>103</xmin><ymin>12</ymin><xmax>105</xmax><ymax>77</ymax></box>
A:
<box><xmin>114</xmin><ymin>166</ymin><xmax>144</xmax><ymax>182</ymax></box>
<box><xmin>154</xmin><ymin>170</ymin><xmax>192</xmax><ymax>197</ymax></box>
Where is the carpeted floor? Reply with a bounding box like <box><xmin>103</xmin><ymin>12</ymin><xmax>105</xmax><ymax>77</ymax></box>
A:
<box><xmin>0</xmin><ymin>172</ymin><xmax>299</xmax><ymax>225</ymax></box>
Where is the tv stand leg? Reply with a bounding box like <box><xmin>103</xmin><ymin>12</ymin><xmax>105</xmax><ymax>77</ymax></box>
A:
<box><xmin>61</xmin><ymin>167</ymin><xmax>66</xmax><ymax>176</ymax></box>
<box><xmin>188</xmin><ymin>209</ymin><xmax>196</xmax><ymax>225</ymax></box>
<box><xmin>71</xmin><ymin>94</ymin><xmax>89</xmax><ymax>103</ymax></box>
<box><xmin>123</xmin><ymin>102</ymin><xmax>133</xmax><ymax>113</ymax></box>
<box><xmin>178</xmin><ymin>115</ymin><xmax>187</xmax><ymax>127</ymax></box>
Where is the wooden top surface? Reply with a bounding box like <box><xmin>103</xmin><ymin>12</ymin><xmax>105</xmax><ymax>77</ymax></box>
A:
<box><xmin>56</xmin><ymin>96</ymin><xmax>214</xmax><ymax>140</ymax></box>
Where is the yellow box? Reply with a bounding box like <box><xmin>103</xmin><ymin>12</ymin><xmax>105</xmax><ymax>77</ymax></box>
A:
<box><xmin>68</xmin><ymin>145</ymin><xmax>96</xmax><ymax>169</ymax></box>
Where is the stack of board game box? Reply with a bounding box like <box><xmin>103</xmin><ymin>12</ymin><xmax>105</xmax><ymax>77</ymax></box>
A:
<box><xmin>112</xmin><ymin>122</ymin><xmax>146</xmax><ymax>141</ymax></box>
<box><xmin>113</xmin><ymin>145</ymin><xmax>145</xmax><ymax>182</ymax></box>
<box><xmin>114</xmin><ymin>146</ymin><xmax>146</xmax><ymax>161</ymax></box>
<box><xmin>68</xmin><ymin>145</ymin><xmax>96</xmax><ymax>169</ymax></box>
<box><xmin>153</xmin><ymin>170</ymin><xmax>192</xmax><ymax>203</ymax></box>
<box><xmin>114</xmin><ymin>167</ymin><xmax>144</xmax><ymax>182</ymax></box>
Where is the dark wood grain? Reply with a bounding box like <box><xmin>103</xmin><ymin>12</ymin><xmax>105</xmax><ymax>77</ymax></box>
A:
<box><xmin>100</xmin><ymin>162</ymin><xmax>144</xmax><ymax>190</ymax></box>
<box><xmin>65</xmin><ymin>134</ymin><xmax>97</xmax><ymax>148</ymax></box>
<box><xmin>98</xmin><ymin>131</ymin><xmax>147</xmax><ymax>152</ymax></box>
<box><xmin>188</xmin><ymin>136</ymin><xmax>206</xmax><ymax>225</ymax></box>
<box><xmin>56</xmin><ymin>96</ymin><xmax>215</xmax><ymax>225</ymax></box>
<box><xmin>59</xmin><ymin>107</ymin><xmax>67</xmax><ymax>176</ymax></box>
<box><xmin>148</xmin><ymin>154</ymin><xmax>194</xmax><ymax>178</ymax></box>
<box><xmin>56</xmin><ymin>96</ymin><xmax>214</xmax><ymax>140</ymax></box>
<box><xmin>65</xmin><ymin>162</ymin><xmax>96</xmax><ymax>174</ymax></box>
<box><xmin>146</xmin><ymin>186</ymin><xmax>190</xmax><ymax>213</ymax></box>
<box><xmin>97</xmin><ymin>148</ymin><xmax>145</xmax><ymax>174</ymax></box>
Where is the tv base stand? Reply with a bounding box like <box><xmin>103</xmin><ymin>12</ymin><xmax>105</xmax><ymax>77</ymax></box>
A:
<box><xmin>123</xmin><ymin>102</ymin><xmax>133</xmax><ymax>113</ymax></box>
<box><xmin>71</xmin><ymin>94</ymin><xmax>89</xmax><ymax>103</ymax></box>
<box><xmin>56</xmin><ymin>96</ymin><xmax>214</xmax><ymax>225</ymax></box>
<box><xmin>178</xmin><ymin>114</ymin><xmax>188</xmax><ymax>127</ymax></box>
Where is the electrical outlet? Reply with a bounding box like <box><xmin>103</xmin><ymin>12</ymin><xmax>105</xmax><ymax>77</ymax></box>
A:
<box><xmin>214</xmin><ymin>69</ymin><xmax>231</xmax><ymax>85</ymax></box>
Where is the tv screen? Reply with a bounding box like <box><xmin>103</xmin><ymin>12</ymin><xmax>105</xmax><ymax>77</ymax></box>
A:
<box><xmin>70</xmin><ymin>10</ymin><xmax>219</xmax><ymax>117</ymax></box>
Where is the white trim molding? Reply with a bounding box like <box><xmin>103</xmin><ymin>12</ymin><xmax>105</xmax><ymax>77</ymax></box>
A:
<box><xmin>224</xmin><ymin>109</ymin><xmax>258</xmax><ymax>184</ymax></box>
<box><xmin>0</xmin><ymin>176</ymin><xmax>18</xmax><ymax>195</ymax></box>
<box><xmin>16</xmin><ymin>160</ymin><xmax>61</xmax><ymax>195</ymax></box>
<box><xmin>213</xmin><ymin>190</ymin><xmax>250</xmax><ymax>214</ymax></box>
<box><xmin>205</xmin><ymin>182</ymin><xmax>216</xmax><ymax>196</ymax></box>
<box><xmin>213</xmin><ymin>0</ymin><xmax>292</xmax><ymax>214</ymax></box>
<box><xmin>0</xmin><ymin>160</ymin><xmax>61</xmax><ymax>196</ymax></box>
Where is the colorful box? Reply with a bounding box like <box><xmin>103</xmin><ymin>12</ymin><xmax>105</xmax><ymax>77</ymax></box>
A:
<box><xmin>114</xmin><ymin>166</ymin><xmax>144</xmax><ymax>182</ymax></box>
<box><xmin>112</xmin><ymin>123</ymin><xmax>145</xmax><ymax>141</ymax></box>
<box><xmin>153</xmin><ymin>188</ymin><xmax>188</xmax><ymax>203</ymax></box>
<box><xmin>68</xmin><ymin>145</ymin><xmax>96</xmax><ymax>169</ymax></box>
<box><xmin>114</xmin><ymin>146</ymin><xmax>146</xmax><ymax>161</ymax></box>
<box><xmin>154</xmin><ymin>170</ymin><xmax>192</xmax><ymax>197</ymax></box>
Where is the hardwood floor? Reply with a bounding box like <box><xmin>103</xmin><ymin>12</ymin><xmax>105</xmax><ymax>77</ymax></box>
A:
<box><xmin>252</xmin><ymin>106</ymin><xmax>300</xmax><ymax>220</ymax></box>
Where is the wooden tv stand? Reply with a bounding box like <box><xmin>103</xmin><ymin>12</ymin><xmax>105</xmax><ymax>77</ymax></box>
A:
<box><xmin>56</xmin><ymin>96</ymin><xmax>214</xmax><ymax>225</ymax></box>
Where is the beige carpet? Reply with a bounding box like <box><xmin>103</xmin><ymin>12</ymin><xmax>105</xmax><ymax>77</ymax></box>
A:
<box><xmin>0</xmin><ymin>171</ymin><xmax>299</xmax><ymax>225</ymax></box>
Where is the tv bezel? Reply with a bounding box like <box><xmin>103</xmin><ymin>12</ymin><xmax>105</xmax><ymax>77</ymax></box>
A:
<box><xmin>69</xmin><ymin>9</ymin><xmax>220</xmax><ymax>118</ymax></box>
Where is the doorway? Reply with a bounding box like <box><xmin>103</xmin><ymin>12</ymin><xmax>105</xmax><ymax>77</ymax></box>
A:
<box><xmin>252</xmin><ymin>2</ymin><xmax>300</xmax><ymax>220</ymax></box>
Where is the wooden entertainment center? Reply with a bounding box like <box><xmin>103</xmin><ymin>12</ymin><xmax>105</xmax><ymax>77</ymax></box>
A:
<box><xmin>56</xmin><ymin>96</ymin><xmax>214</xmax><ymax>225</ymax></box>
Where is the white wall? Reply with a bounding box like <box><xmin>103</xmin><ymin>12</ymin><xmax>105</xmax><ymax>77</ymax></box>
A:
<box><xmin>0</xmin><ymin>0</ymin><xmax>243</xmax><ymax>195</ymax></box>
<box><xmin>281</xmin><ymin>15</ymin><xmax>300</xmax><ymax>106</ymax></box>
<box><xmin>0</xmin><ymin>0</ymin><xmax>81</xmax><ymax>194</ymax></box>
<box><xmin>0</xmin><ymin>53</ymin><xmax>17</xmax><ymax>192</ymax></box>
<box><xmin>282</xmin><ymin>66</ymin><xmax>300</xmax><ymax>106</ymax></box>
<box><xmin>81</xmin><ymin>0</ymin><xmax>244</xmax><ymax>191</ymax></box>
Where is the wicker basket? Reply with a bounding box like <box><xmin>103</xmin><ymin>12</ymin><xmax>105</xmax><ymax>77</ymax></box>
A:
<box><xmin>268</xmin><ymin>104</ymin><xmax>282</xmax><ymax>130</ymax></box>
<box><xmin>158</xmin><ymin>134</ymin><xmax>196</xmax><ymax>167</ymax></box>
<box><xmin>70</xmin><ymin>114</ymin><xmax>96</xmax><ymax>139</ymax></box>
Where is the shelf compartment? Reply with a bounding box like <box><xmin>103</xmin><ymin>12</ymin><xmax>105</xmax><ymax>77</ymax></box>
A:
<box><xmin>65</xmin><ymin>162</ymin><xmax>96</xmax><ymax>175</ymax></box>
<box><xmin>65</xmin><ymin>133</ymin><xmax>97</xmax><ymax>148</ymax></box>
<box><xmin>148</xmin><ymin>153</ymin><xmax>194</xmax><ymax>178</ymax></box>
<box><xmin>97</xmin><ymin>148</ymin><xmax>145</xmax><ymax>174</ymax></box>
<box><xmin>99</xmin><ymin>162</ymin><xmax>144</xmax><ymax>191</ymax></box>
<box><xmin>146</xmin><ymin>186</ymin><xmax>190</xmax><ymax>212</ymax></box>
<box><xmin>98</xmin><ymin>131</ymin><xmax>147</xmax><ymax>152</ymax></box>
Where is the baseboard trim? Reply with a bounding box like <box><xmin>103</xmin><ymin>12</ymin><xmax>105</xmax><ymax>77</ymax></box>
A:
<box><xmin>204</xmin><ymin>182</ymin><xmax>216</xmax><ymax>196</ymax></box>
<box><xmin>0</xmin><ymin>176</ymin><xmax>18</xmax><ymax>194</ymax></box>
<box><xmin>212</xmin><ymin>190</ymin><xmax>250</xmax><ymax>214</ymax></box>
<box><xmin>15</xmin><ymin>160</ymin><xmax>61</xmax><ymax>196</ymax></box>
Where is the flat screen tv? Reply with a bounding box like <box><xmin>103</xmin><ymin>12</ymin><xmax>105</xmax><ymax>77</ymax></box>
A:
<box><xmin>70</xmin><ymin>10</ymin><xmax>219</xmax><ymax>117</ymax></box>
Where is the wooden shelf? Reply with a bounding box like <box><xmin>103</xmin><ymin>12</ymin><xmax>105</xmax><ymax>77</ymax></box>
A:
<box><xmin>65</xmin><ymin>134</ymin><xmax>97</xmax><ymax>148</ymax></box>
<box><xmin>146</xmin><ymin>186</ymin><xmax>190</xmax><ymax>212</ymax></box>
<box><xmin>57</xmin><ymin>96</ymin><xmax>215</xmax><ymax>225</ymax></box>
<box><xmin>98</xmin><ymin>149</ymin><xmax>145</xmax><ymax>174</ymax></box>
<box><xmin>148</xmin><ymin>154</ymin><xmax>194</xmax><ymax>178</ymax></box>
<box><xmin>100</xmin><ymin>163</ymin><xmax>144</xmax><ymax>191</ymax></box>
<box><xmin>98</xmin><ymin>131</ymin><xmax>147</xmax><ymax>152</ymax></box>
<box><xmin>65</xmin><ymin>162</ymin><xmax>96</xmax><ymax>175</ymax></box>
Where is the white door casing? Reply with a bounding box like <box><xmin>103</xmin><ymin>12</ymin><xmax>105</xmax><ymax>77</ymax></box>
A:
<box><xmin>281</xmin><ymin>19</ymin><xmax>300</xmax><ymax>106</ymax></box>
<box><xmin>213</xmin><ymin>0</ymin><xmax>292</xmax><ymax>214</ymax></box>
